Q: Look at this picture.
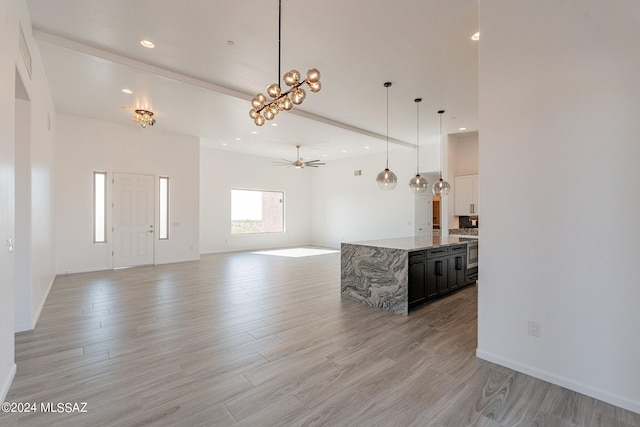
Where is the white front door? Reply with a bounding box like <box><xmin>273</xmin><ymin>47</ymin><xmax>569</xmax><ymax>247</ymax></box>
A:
<box><xmin>113</xmin><ymin>173</ymin><xmax>155</xmax><ymax>268</ymax></box>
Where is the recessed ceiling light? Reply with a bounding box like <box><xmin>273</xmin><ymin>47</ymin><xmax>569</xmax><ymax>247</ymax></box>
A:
<box><xmin>471</xmin><ymin>32</ymin><xmax>480</xmax><ymax>41</ymax></box>
<box><xmin>323</xmin><ymin>154</ymin><xmax>328</xmax><ymax>157</ymax></box>
<box><xmin>227</xmin><ymin>40</ymin><xmax>235</xmax><ymax>46</ymax></box>
<box><xmin>140</xmin><ymin>40</ymin><xmax>155</xmax><ymax>48</ymax></box>
<box><xmin>342</xmin><ymin>150</ymin><xmax>347</xmax><ymax>153</ymax></box>
<box><xmin>459</xmin><ymin>127</ymin><xmax>467</xmax><ymax>131</ymax></box>
<box><xmin>251</xmin><ymin>131</ymin><xmax>258</xmax><ymax>135</ymax></box>
<box><xmin>222</xmin><ymin>142</ymin><xmax>228</xmax><ymax>146</ymax></box>
<box><xmin>121</xmin><ymin>88</ymin><xmax>133</xmax><ymax>94</ymax></box>
<box><xmin>271</xmin><ymin>123</ymin><xmax>278</xmax><ymax>127</ymax></box>
<box><xmin>235</xmin><ymin>137</ymin><xmax>241</xmax><ymax>141</ymax></box>
<box><xmin>364</xmin><ymin>146</ymin><xmax>370</xmax><ymax>149</ymax></box>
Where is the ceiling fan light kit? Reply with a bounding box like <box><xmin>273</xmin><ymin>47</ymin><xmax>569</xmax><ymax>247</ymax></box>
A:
<box><xmin>272</xmin><ymin>145</ymin><xmax>325</xmax><ymax>169</ymax></box>
<box><xmin>376</xmin><ymin>82</ymin><xmax>398</xmax><ymax>190</ymax></box>
<box><xmin>249</xmin><ymin>0</ymin><xmax>321</xmax><ymax>126</ymax></box>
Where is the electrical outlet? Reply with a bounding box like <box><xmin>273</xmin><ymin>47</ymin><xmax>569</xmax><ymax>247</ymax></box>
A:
<box><xmin>528</xmin><ymin>320</ymin><xmax>541</xmax><ymax>337</ymax></box>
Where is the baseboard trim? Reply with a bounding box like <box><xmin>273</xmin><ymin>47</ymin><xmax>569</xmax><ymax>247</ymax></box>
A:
<box><xmin>476</xmin><ymin>349</ymin><xmax>640</xmax><ymax>415</ymax></box>
<box><xmin>1</xmin><ymin>363</ymin><xmax>17</xmax><ymax>403</ymax></box>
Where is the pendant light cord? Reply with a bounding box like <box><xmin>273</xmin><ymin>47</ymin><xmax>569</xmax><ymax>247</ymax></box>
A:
<box><xmin>416</xmin><ymin>99</ymin><xmax>420</xmax><ymax>174</ymax></box>
<box><xmin>385</xmin><ymin>83</ymin><xmax>390</xmax><ymax>169</ymax></box>
<box><xmin>278</xmin><ymin>0</ymin><xmax>282</xmax><ymax>88</ymax></box>
<box><xmin>438</xmin><ymin>110</ymin><xmax>445</xmax><ymax>180</ymax></box>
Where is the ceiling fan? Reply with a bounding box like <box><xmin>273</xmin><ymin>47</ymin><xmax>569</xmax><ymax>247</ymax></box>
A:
<box><xmin>272</xmin><ymin>145</ymin><xmax>326</xmax><ymax>168</ymax></box>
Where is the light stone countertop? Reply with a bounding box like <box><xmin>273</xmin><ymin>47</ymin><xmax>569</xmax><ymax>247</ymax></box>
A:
<box><xmin>344</xmin><ymin>236</ymin><xmax>471</xmax><ymax>252</ymax></box>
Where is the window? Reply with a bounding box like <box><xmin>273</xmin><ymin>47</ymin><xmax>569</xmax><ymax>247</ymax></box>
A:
<box><xmin>93</xmin><ymin>171</ymin><xmax>107</xmax><ymax>243</ymax></box>
<box><xmin>231</xmin><ymin>189</ymin><xmax>284</xmax><ymax>234</ymax></box>
<box><xmin>159</xmin><ymin>177</ymin><xmax>169</xmax><ymax>240</ymax></box>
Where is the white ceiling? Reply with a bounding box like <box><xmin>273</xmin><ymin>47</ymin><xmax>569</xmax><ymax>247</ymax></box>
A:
<box><xmin>26</xmin><ymin>0</ymin><xmax>479</xmax><ymax>162</ymax></box>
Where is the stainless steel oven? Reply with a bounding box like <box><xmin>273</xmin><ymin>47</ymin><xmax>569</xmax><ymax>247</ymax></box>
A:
<box><xmin>466</xmin><ymin>239</ymin><xmax>478</xmax><ymax>268</ymax></box>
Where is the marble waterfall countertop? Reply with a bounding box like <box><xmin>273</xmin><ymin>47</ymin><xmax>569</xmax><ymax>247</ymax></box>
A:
<box><xmin>345</xmin><ymin>235</ymin><xmax>472</xmax><ymax>251</ymax></box>
<box><xmin>340</xmin><ymin>236</ymin><xmax>469</xmax><ymax>315</ymax></box>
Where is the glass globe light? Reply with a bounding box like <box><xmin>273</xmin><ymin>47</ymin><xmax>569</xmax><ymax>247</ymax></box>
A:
<box><xmin>284</xmin><ymin>70</ymin><xmax>300</xmax><ymax>86</ymax></box>
<box><xmin>432</xmin><ymin>178</ymin><xmax>451</xmax><ymax>196</ymax></box>
<box><xmin>306</xmin><ymin>68</ymin><xmax>321</xmax><ymax>83</ymax></box>
<box><xmin>308</xmin><ymin>81</ymin><xmax>321</xmax><ymax>93</ymax></box>
<box><xmin>409</xmin><ymin>174</ymin><xmax>429</xmax><ymax>193</ymax></box>
<box><xmin>291</xmin><ymin>88</ymin><xmax>306</xmax><ymax>104</ymax></box>
<box><xmin>267</xmin><ymin>84</ymin><xmax>281</xmax><ymax>98</ymax></box>
<box><xmin>251</xmin><ymin>97</ymin><xmax>264</xmax><ymax>109</ymax></box>
<box><xmin>376</xmin><ymin>168</ymin><xmax>397</xmax><ymax>190</ymax></box>
<box><xmin>249</xmin><ymin>108</ymin><xmax>259</xmax><ymax>119</ymax></box>
<box><xmin>264</xmin><ymin>108</ymin><xmax>275</xmax><ymax>120</ymax></box>
<box><xmin>254</xmin><ymin>115</ymin><xmax>265</xmax><ymax>126</ymax></box>
<box><xmin>280</xmin><ymin>96</ymin><xmax>293</xmax><ymax>111</ymax></box>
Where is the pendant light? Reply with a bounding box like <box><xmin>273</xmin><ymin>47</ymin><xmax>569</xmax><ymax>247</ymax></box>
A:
<box><xmin>376</xmin><ymin>82</ymin><xmax>397</xmax><ymax>190</ymax></box>
<box><xmin>408</xmin><ymin>98</ymin><xmax>429</xmax><ymax>193</ymax></box>
<box><xmin>432</xmin><ymin>109</ymin><xmax>451</xmax><ymax>196</ymax></box>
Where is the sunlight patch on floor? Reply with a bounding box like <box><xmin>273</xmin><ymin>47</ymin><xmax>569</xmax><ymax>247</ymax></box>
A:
<box><xmin>252</xmin><ymin>247</ymin><xmax>339</xmax><ymax>258</ymax></box>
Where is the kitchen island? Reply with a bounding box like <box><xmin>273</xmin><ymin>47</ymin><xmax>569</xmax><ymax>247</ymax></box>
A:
<box><xmin>341</xmin><ymin>236</ymin><xmax>475</xmax><ymax>315</ymax></box>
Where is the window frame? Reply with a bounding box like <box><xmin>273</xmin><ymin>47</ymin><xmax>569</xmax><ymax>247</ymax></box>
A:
<box><xmin>93</xmin><ymin>171</ymin><xmax>107</xmax><ymax>243</ymax></box>
<box><xmin>159</xmin><ymin>176</ymin><xmax>169</xmax><ymax>240</ymax></box>
<box><xmin>230</xmin><ymin>188</ymin><xmax>285</xmax><ymax>235</ymax></box>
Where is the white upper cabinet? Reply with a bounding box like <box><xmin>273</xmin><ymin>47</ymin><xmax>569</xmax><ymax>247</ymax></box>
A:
<box><xmin>454</xmin><ymin>174</ymin><xmax>479</xmax><ymax>216</ymax></box>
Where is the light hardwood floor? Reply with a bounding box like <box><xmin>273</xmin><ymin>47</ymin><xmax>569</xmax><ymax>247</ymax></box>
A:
<box><xmin>1</xmin><ymin>250</ymin><xmax>639</xmax><ymax>426</ymax></box>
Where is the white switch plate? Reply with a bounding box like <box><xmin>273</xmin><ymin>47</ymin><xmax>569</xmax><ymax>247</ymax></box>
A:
<box><xmin>528</xmin><ymin>320</ymin><xmax>541</xmax><ymax>337</ymax></box>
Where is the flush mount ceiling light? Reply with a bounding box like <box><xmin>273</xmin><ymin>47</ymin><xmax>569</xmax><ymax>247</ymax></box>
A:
<box><xmin>408</xmin><ymin>98</ymin><xmax>429</xmax><ymax>193</ymax></box>
<box><xmin>249</xmin><ymin>0</ymin><xmax>321</xmax><ymax>126</ymax></box>
<box><xmin>432</xmin><ymin>110</ymin><xmax>451</xmax><ymax>196</ymax></box>
<box><xmin>272</xmin><ymin>145</ymin><xmax>325</xmax><ymax>168</ymax></box>
<box><xmin>376</xmin><ymin>82</ymin><xmax>397</xmax><ymax>190</ymax></box>
<box><xmin>132</xmin><ymin>109</ymin><xmax>156</xmax><ymax>128</ymax></box>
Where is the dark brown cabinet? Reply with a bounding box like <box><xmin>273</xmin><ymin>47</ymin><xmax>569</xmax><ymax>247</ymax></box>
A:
<box><xmin>448</xmin><ymin>244</ymin><xmax>467</xmax><ymax>292</ymax></box>
<box><xmin>408</xmin><ymin>243</ymin><xmax>472</xmax><ymax>310</ymax></box>
<box><xmin>408</xmin><ymin>251</ymin><xmax>427</xmax><ymax>307</ymax></box>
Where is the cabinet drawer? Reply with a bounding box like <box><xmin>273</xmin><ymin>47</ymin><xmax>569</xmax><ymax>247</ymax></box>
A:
<box><xmin>426</xmin><ymin>247</ymin><xmax>449</xmax><ymax>258</ymax></box>
<box><xmin>409</xmin><ymin>250</ymin><xmax>426</xmax><ymax>262</ymax></box>
<box><xmin>449</xmin><ymin>244</ymin><xmax>467</xmax><ymax>254</ymax></box>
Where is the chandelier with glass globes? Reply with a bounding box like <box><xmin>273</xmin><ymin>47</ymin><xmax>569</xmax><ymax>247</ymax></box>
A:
<box><xmin>249</xmin><ymin>68</ymin><xmax>321</xmax><ymax>126</ymax></box>
<box><xmin>248</xmin><ymin>0</ymin><xmax>321</xmax><ymax>126</ymax></box>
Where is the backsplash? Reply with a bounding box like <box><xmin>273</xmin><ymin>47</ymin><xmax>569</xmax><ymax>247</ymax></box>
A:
<box><xmin>458</xmin><ymin>216</ymin><xmax>479</xmax><ymax>228</ymax></box>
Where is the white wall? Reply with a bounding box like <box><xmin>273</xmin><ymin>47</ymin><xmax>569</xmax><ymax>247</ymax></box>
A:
<box><xmin>310</xmin><ymin>145</ymin><xmax>440</xmax><ymax>248</ymax></box>
<box><xmin>1</xmin><ymin>0</ymin><xmax>57</xmax><ymax>400</ymax></box>
<box><xmin>55</xmin><ymin>114</ymin><xmax>200</xmax><ymax>273</ymax></box>
<box><xmin>200</xmin><ymin>147</ymin><xmax>313</xmax><ymax>253</ymax></box>
<box><xmin>478</xmin><ymin>0</ymin><xmax>640</xmax><ymax>413</ymax></box>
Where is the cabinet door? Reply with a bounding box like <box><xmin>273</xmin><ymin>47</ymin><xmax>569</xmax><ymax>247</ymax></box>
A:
<box><xmin>471</xmin><ymin>174</ymin><xmax>479</xmax><ymax>215</ymax></box>
<box><xmin>408</xmin><ymin>261</ymin><xmax>427</xmax><ymax>307</ymax></box>
<box><xmin>454</xmin><ymin>175</ymin><xmax>473</xmax><ymax>216</ymax></box>
<box><xmin>454</xmin><ymin>174</ymin><xmax>479</xmax><ymax>216</ymax></box>
<box><xmin>449</xmin><ymin>253</ymin><xmax>467</xmax><ymax>290</ymax></box>
<box><xmin>427</xmin><ymin>257</ymin><xmax>449</xmax><ymax>297</ymax></box>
